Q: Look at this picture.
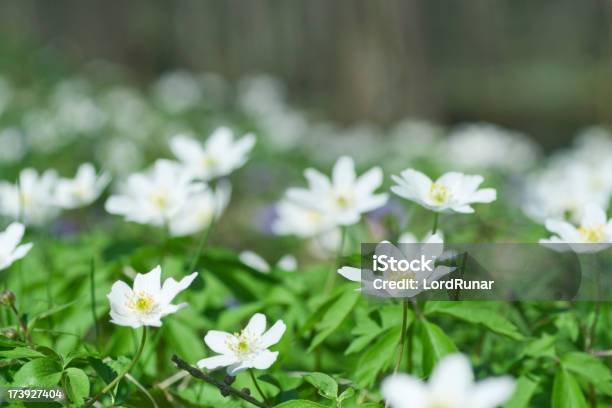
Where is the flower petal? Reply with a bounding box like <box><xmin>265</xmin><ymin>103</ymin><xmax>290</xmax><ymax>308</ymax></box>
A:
<box><xmin>197</xmin><ymin>354</ymin><xmax>238</xmax><ymax>370</ymax></box>
<box><xmin>251</xmin><ymin>350</ymin><xmax>279</xmax><ymax>370</ymax></box>
<box><xmin>468</xmin><ymin>377</ymin><xmax>516</xmax><ymax>408</ymax></box>
<box><xmin>245</xmin><ymin>313</ymin><xmax>267</xmax><ymax>336</ymax></box>
<box><xmin>159</xmin><ymin>272</ymin><xmax>198</xmax><ymax>304</ymax></box>
<box><xmin>134</xmin><ymin>266</ymin><xmax>162</xmax><ymax>294</ymax></box>
<box><xmin>204</xmin><ymin>330</ymin><xmax>234</xmax><ymax>354</ymax></box>
<box><xmin>337</xmin><ymin>266</ymin><xmax>361</xmax><ymax>282</ymax></box>
<box><xmin>260</xmin><ymin>320</ymin><xmax>286</xmax><ymax>348</ymax></box>
<box><xmin>381</xmin><ymin>373</ymin><xmax>427</xmax><ymax>408</ymax></box>
<box><xmin>429</xmin><ymin>354</ymin><xmax>474</xmax><ymax>400</ymax></box>
<box><xmin>332</xmin><ymin>156</ymin><xmax>356</xmax><ymax>190</ymax></box>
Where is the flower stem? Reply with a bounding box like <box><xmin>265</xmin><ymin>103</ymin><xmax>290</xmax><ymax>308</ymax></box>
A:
<box><xmin>249</xmin><ymin>369</ymin><xmax>267</xmax><ymax>403</ymax></box>
<box><xmin>9</xmin><ymin>303</ymin><xmax>32</xmax><ymax>345</ymax></box>
<box><xmin>89</xmin><ymin>258</ymin><xmax>100</xmax><ymax>351</ymax></box>
<box><xmin>385</xmin><ymin>300</ymin><xmax>410</xmax><ymax>408</ymax></box>
<box><xmin>187</xmin><ymin>221</ymin><xmax>215</xmax><ymax>273</ymax></box>
<box><xmin>431</xmin><ymin>212</ymin><xmax>439</xmax><ymax>234</ymax></box>
<box><xmin>84</xmin><ymin>327</ymin><xmax>147</xmax><ymax>407</ymax></box>
<box><xmin>324</xmin><ymin>226</ymin><xmax>347</xmax><ymax>294</ymax></box>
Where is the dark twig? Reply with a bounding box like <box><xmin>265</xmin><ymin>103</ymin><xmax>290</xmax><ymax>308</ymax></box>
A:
<box><xmin>171</xmin><ymin>355</ymin><xmax>270</xmax><ymax>408</ymax></box>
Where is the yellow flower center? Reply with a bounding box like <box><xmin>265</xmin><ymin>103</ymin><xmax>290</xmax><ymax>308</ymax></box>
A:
<box><xmin>227</xmin><ymin>329</ymin><xmax>259</xmax><ymax>356</ymax></box>
<box><xmin>126</xmin><ymin>291</ymin><xmax>156</xmax><ymax>314</ymax></box>
<box><xmin>150</xmin><ymin>191</ymin><xmax>170</xmax><ymax>210</ymax></box>
<box><xmin>202</xmin><ymin>156</ymin><xmax>217</xmax><ymax>169</ymax></box>
<box><xmin>579</xmin><ymin>225</ymin><xmax>605</xmax><ymax>243</ymax></box>
<box><xmin>335</xmin><ymin>193</ymin><xmax>353</xmax><ymax>208</ymax></box>
<box><xmin>389</xmin><ymin>270</ymin><xmax>417</xmax><ymax>282</ymax></box>
<box><xmin>429</xmin><ymin>183</ymin><xmax>451</xmax><ymax>205</ymax></box>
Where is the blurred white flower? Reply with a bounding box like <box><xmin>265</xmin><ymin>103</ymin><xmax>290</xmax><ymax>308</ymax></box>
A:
<box><xmin>0</xmin><ymin>223</ymin><xmax>33</xmax><ymax>271</ymax></box>
<box><xmin>0</xmin><ymin>168</ymin><xmax>60</xmax><ymax>225</ymax></box>
<box><xmin>238</xmin><ymin>75</ymin><xmax>287</xmax><ymax>117</ymax></box>
<box><xmin>338</xmin><ymin>232</ymin><xmax>448</xmax><ymax>297</ymax></box>
<box><xmin>272</xmin><ymin>200</ymin><xmax>335</xmax><ymax>238</ymax></box>
<box><xmin>105</xmin><ymin>160</ymin><xmax>203</xmax><ymax>227</ymax></box>
<box><xmin>239</xmin><ymin>250</ymin><xmax>297</xmax><ymax>273</ymax></box>
<box><xmin>54</xmin><ymin>163</ymin><xmax>110</xmax><ymax>209</ymax></box>
<box><xmin>97</xmin><ymin>138</ymin><xmax>144</xmax><ymax>175</ymax></box>
<box><xmin>168</xmin><ymin>181</ymin><xmax>231</xmax><ymax>237</ymax></box>
<box><xmin>153</xmin><ymin>71</ymin><xmax>203</xmax><ymax>114</ymax></box>
<box><xmin>198</xmin><ymin>312</ymin><xmax>286</xmax><ymax>375</ymax></box>
<box><xmin>286</xmin><ymin>156</ymin><xmax>388</xmax><ymax>226</ymax></box>
<box><xmin>391</xmin><ymin>169</ymin><xmax>496</xmax><ymax>214</ymax></box>
<box><xmin>524</xmin><ymin>160</ymin><xmax>612</xmax><ymax>223</ymax></box>
<box><xmin>107</xmin><ymin>265</ymin><xmax>197</xmax><ymax>328</ymax></box>
<box><xmin>0</xmin><ymin>128</ymin><xmax>26</xmax><ymax>164</ymax></box>
<box><xmin>170</xmin><ymin>127</ymin><xmax>256</xmax><ymax>181</ymax></box>
<box><xmin>540</xmin><ymin>203</ymin><xmax>612</xmax><ymax>253</ymax></box>
<box><xmin>382</xmin><ymin>354</ymin><xmax>515</xmax><ymax>408</ymax></box>
<box><xmin>444</xmin><ymin>123</ymin><xmax>539</xmax><ymax>172</ymax></box>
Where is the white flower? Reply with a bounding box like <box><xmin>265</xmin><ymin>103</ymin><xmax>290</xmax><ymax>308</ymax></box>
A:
<box><xmin>107</xmin><ymin>265</ymin><xmax>197</xmax><ymax>328</ymax></box>
<box><xmin>382</xmin><ymin>354</ymin><xmax>515</xmax><ymax>408</ymax></box>
<box><xmin>391</xmin><ymin>169</ymin><xmax>496</xmax><ymax>214</ymax></box>
<box><xmin>239</xmin><ymin>251</ymin><xmax>297</xmax><ymax>274</ymax></box>
<box><xmin>444</xmin><ymin>123</ymin><xmax>539</xmax><ymax>172</ymax></box>
<box><xmin>286</xmin><ymin>156</ymin><xmax>388</xmax><ymax>226</ymax></box>
<box><xmin>169</xmin><ymin>127</ymin><xmax>256</xmax><ymax>181</ymax></box>
<box><xmin>0</xmin><ymin>223</ymin><xmax>33</xmax><ymax>271</ymax></box>
<box><xmin>54</xmin><ymin>163</ymin><xmax>110</xmax><ymax>209</ymax></box>
<box><xmin>338</xmin><ymin>233</ymin><xmax>450</xmax><ymax>297</ymax></box>
<box><xmin>0</xmin><ymin>168</ymin><xmax>60</xmax><ymax>226</ymax></box>
<box><xmin>168</xmin><ymin>181</ymin><xmax>231</xmax><ymax>237</ymax></box>
<box><xmin>540</xmin><ymin>203</ymin><xmax>612</xmax><ymax>253</ymax></box>
<box><xmin>105</xmin><ymin>160</ymin><xmax>203</xmax><ymax>227</ymax></box>
<box><xmin>272</xmin><ymin>200</ymin><xmax>336</xmax><ymax>238</ymax></box>
<box><xmin>524</xmin><ymin>159</ymin><xmax>612</xmax><ymax>223</ymax></box>
<box><xmin>152</xmin><ymin>70</ymin><xmax>203</xmax><ymax>114</ymax></box>
<box><xmin>0</xmin><ymin>128</ymin><xmax>26</xmax><ymax>164</ymax></box>
<box><xmin>197</xmin><ymin>313</ymin><xmax>286</xmax><ymax>375</ymax></box>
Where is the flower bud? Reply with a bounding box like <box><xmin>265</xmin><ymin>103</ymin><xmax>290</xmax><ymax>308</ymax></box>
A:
<box><xmin>0</xmin><ymin>290</ymin><xmax>15</xmax><ymax>306</ymax></box>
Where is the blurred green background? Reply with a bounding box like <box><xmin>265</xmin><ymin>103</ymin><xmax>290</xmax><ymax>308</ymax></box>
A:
<box><xmin>0</xmin><ymin>0</ymin><xmax>610</xmax><ymax>149</ymax></box>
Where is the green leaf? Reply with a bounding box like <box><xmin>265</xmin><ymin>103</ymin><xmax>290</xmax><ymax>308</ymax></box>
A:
<box><xmin>425</xmin><ymin>301</ymin><xmax>524</xmax><ymax>340</ymax></box>
<box><xmin>275</xmin><ymin>401</ymin><xmax>328</xmax><ymax>408</ymax></box>
<box><xmin>308</xmin><ymin>289</ymin><xmax>360</xmax><ymax>351</ymax></box>
<box><xmin>522</xmin><ymin>334</ymin><xmax>556</xmax><ymax>359</ymax></box>
<box><xmin>338</xmin><ymin>387</ymin><xmax>355</xmax><ymax>402</ymax></box>
<box><xmin>64</xmin><ymin>367</ymin><xmax>90</xmax><ymax>406</ymax></box>
<box><xmin>12</xmin><ymin>358</ymin><xmax>63</xmax><ymax>387</ymax></box>
<box><xmin>346</xmin><ymin>316</ymin><xmax>384</xmax><ymax>355</ymax></box>
<box><xmin>355</xmin><ymin>326</ymin><xmax>402</xmax><ymax>387</ymax></box>
<box><xmin>0</xmin><ymin>347</ymin><xmax>46</xmax><ymax>359</ymax></box>
<box><xmin>503</xmin><ymin>375</ymin><xmax>539</xmax><ymax>408</ymax></box>
<box><xmin>561</xmin><ymin>352</ymin><xmax>612</xmax><ymax>386</ymax></box>
<box><xmin>552</xmin><ymin>369</ymin><xmax>587</xmax><ymax>408</ymax></box>
<box><xmin>419</xmin><ymin>320</ymin><xmax>457</xmax><ymax>376</ymax></box>
<box><xmin>303</xmin><ymin>372</ymin><xmax>338</xmax><ymax>400</ymax></box>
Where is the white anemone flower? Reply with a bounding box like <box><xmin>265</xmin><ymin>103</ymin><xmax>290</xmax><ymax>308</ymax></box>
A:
<box><xmin>169</xmin><ymin>127</ymin><xmax>256</xmax><ymax>181</ymax></box>
<box><xmin>197</xmin><ymin>313</ymin><xmax>286</xmax><ymax>375</ymax></box>
<box><xmin>239</xmin><ymin>251</ymin><xmax>297</xmax><ymax>273</ymax></box>
<box><xmin>391</xmin><ymin>169</ymin><xmax>496</xmax><ymax>214</ymax></box>
<box><xmin>168</xmin><ymin>181</ymin><xmax>231</xmax><ymax>237</ymax></box>
<box><xmin>338</xmin><ymin>232</ymin><xmax>449</xmax><ymax>297</ymax></box>
<box><xmin>105</xmin><ymin>159</ymin><xmax>203</xmax><ymax>227</ymax></box>
<box><xmin>107</xmin><ymin>265</ymin><xmax>197</xmax><ymax>328</ymax></box>
<box><xmin>54</xmin><ymin>163</ymin><xmax>110</xmax><ymax>209</ymax></box>
<box><xmin>272</xmin><ymin>200</ymin><xmax>336</xmax><ymax>238</ymax></box>
<box><xmin>540</xmin><ymin>203</ymin><xmax>612</xmax><ymax>253</ymax></box>
<box><xmin>286</xmin><ymin>156</ymin><xmax>388</xmax><ymax>226</ymax></box>
<box><xmin>382</xmin><ymin>354</ymin><xmax>515</xmax><ymax>408</ymax></box>
<box><xmin>0</xmin><ymin>223</ymin><xmax>33</xmax><ymax>271</ymax></box>
<box><xmin>0</xmin><ymin>168</ymin><xmax>59</xmax><ymax>226</ymax></box>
